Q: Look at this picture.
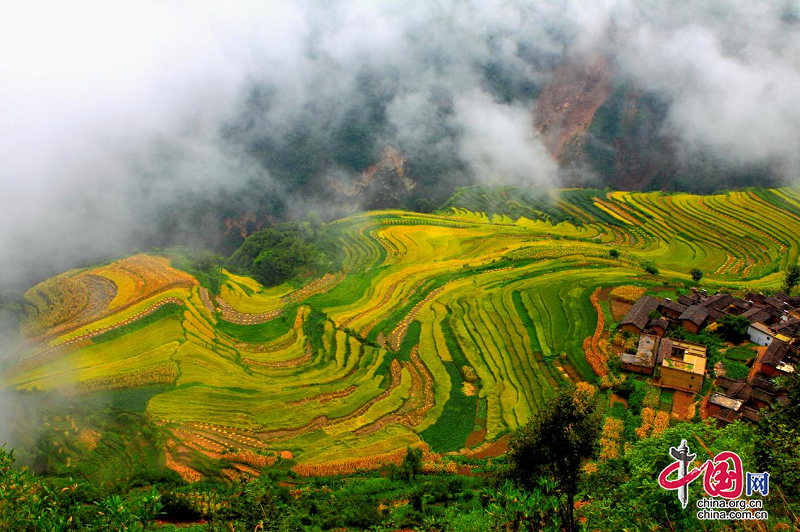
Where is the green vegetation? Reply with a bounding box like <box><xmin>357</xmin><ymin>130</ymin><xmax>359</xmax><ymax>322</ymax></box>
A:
<box><xmin>755</xmin><ymin>373</ymin><xmax>800</xmax><ymax>498</ymax></box>
<box><xmin>2</xmin><ymin>377</ymin><xmax>799</xmax><ymax>530</ymax></box>
<box><xmin>505</xmin><ymin>385</ymin><xmax>601</xmax><ymax>530</ymax></box>
<box><xmin>716</xmin><ymin>314</ymin><xmax>750</xmax><ymax>344</ymax></box>
<box><xmin>4</xmin><ymin>185</ymin><xmax>800</xmax><ymax>531</ymax></box>
<box><xmin>782</xmin><ymin>263</ymin><xmax>800</xmax><ymax>294</ymax></box>
<box><xmin>229</xmin><ymin>222</ymin><xmax>343</xmax><ymax>287</ymax></box>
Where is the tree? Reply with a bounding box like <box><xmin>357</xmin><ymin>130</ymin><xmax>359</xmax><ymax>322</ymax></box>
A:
<box><xmin>399</xmin><ymin>446</ymin><xmax>423</xmax><ymax>481</ymax></box>
<box><xmin>609</xmin><ymin>249</ymin><xmax>620</xmax><ymax>259</ymax></box>
<box><xmin>781</xmin><ymin>263</ymin><xmax>800</xmax><ymax>295</ymax></box>
<box><xmin>506</xmin><ymin>384</ymin><xmax>601</xmax><ymax>531</ymax></box>
<box><xmin>755</xmin><ymin>373</ymin><xmax>800</xmax><ymax>502</ymax></box>
<box><xmin>716</xmin><ymin>314</ymin><xmax>750</xmax><ymax>344</ymax></box>
<box><xmin>644</xmin><ymin>263</ymin><xmax>659</xmax><ymax>275</ymax></box>
<box><xmin>690</xmin><ymin>268</ymin><xmax>703</xmax><ymax>282</ymax></box>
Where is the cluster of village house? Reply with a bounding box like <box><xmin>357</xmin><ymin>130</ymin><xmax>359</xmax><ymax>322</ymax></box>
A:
<box><xmin>618</xmin><ymin>288</ymin><xmax>798</xmax><ymax>423</ymax></box>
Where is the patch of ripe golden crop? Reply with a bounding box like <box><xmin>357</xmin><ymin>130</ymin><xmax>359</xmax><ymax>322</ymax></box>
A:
<box><xmin>388</xmin><ymin>286</ymin><xmax>446</xmax><ymax>351</ymax></box>
<box><xmin>293</xmin><ymin>445</ymin><xmax>435</xmax><ymax>477</ymax></box>
<box><xmin>76</xmin><ymin>363</ymin><xmax>178</xmax><ymax>393</ymax></box>
<box><xmin>215</xmin><ymin>295</ymin><xmax>283</xmax><ymax>324</ymax></box>
<box><xmin>165</xmin><ymin>446</ymin><xmax>203</xmax><ymax>483</ymax></box>
<box><xmin>609</xmin><ymin>285</ymin><xmax>647</xmax><ymax>304</ymax></box>
<box><xmin>635</xmin><ymin>407</ymin><xmax>656</xmax><ymax>439</ymax></box>
<box><xmin>599</xmin><ymin>417</ymin><xmax>624</xmax><ymax>461</ymax></box>
<box><xmin>652</xmin><ymin>411</ymin><xmax>670</xmax><ymax>436</ymax></box>
<box><xmin>356</xmin><ymin>347</ymin><xmax>436</xmax><ymax>436</ymax></box>
<box><xmin>282</xmin><ymin>273</ymin><xmax>344</xmax><ymax>303</ymax></box>
<box><xmin>95</xmin><ymin>254</ymin><xmax>197</xmax><ymax>308</ymax></box>
<box><xmin>583</xmin><ymin>287</ymin><xmax>609</xmax><ymax>377</ymax></box>
<box><xmin>77</xmin><ymin>429</ymin><xmax>101</xmax><ymax>451</ymax></box>
<box><xmin>22</xmin><ymin>276</ymin><xmax>91</xmax><ymax>337</ymax></box>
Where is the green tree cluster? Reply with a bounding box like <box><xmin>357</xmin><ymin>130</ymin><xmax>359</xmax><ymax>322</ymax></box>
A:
<box><xmin>505</xmin><ymin>385</ymin><xmax>601</xmax><ymax>531</ymax></box>
<box><xmin>782</xmin><ymin>263</ymin><xmax>800</xmax><ymax>294</ymax></box>
<box><xmin>716</xmin><ymin>314</ymin><xmax>750</xmax><ymax>344</ymax></box>
<box><xmin>229</xmin><ymin>222</ymin><xmax>342</xmax><ymax>287</ymax></box>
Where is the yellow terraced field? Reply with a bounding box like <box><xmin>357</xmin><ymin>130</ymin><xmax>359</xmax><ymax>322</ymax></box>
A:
<box><xmin>6</xmin><ymin>186</ymin><xmax>799</xmax><ymax>479</ymax></box>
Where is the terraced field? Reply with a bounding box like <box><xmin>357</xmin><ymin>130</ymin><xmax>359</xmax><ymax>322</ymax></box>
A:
<box><xmin>5</xmin><ymin>187</ymin><xmax>799</xmax><ymax>481</ymax></box>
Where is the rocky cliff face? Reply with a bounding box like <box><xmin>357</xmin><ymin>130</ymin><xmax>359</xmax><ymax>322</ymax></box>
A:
<box><xmin>328</xmin><ymin>146</ymin><xmax>416</xmax><ymax>210</ymax></box>
<box><xmin>533</xmin><ymin>55</ymin><xmax>672</xmax><ymax>190</ymax></box>
<box><xmin>358</xmin><ymin>146</ymin><xmax>416</xmax><ymax>210</ymax></box>
<box><xmin>533</xmin><ymin>56</ymin><xmax>777</xmax><ymax>192</ymax></box>
<box><xmin>534</xmin><ymin>55</ymin><xmax>614</xmax><ymax>161</ymax></box>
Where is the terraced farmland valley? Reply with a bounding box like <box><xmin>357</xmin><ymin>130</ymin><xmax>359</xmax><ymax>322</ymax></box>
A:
<box><xmin>6</xmin><ymin>187</ymin><xmax>800</xmax><ymax>482</ymax></box>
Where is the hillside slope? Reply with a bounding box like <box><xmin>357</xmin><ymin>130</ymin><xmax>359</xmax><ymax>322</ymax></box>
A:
<box><xmin>4</xmin><ymin>187</ymin><xmax>800</xmax><ymax>483</ymax></box>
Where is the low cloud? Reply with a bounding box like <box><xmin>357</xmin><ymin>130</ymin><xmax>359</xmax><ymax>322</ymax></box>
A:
<box><xmin>2</xmin><ymin>1</ymin><xmax>800</xmax><ymax>289</ymax></box>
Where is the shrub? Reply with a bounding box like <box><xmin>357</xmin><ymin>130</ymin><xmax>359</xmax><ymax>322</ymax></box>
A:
<box><xmin>716</xmin><ymin>315</ymin><xmax>750</xmax><ymax>344</ymax></box>
<box><xmin>643</xmin><ymin>264</ymin><xmax>659</xmax><ymax>275</ymax></box>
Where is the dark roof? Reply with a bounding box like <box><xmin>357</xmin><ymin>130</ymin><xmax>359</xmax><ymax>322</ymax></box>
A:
<box><xmin>726</xmin><ymin>381</ymin><xmax>752</xmax><ymax>401</ymax></box>
<box><xmin>659</xmin><ymin>299</ymin><xmax>688</xmax><ymax>314</ymax></box>
<box><xmin>621</xmin><ymin>296</ymin><xmax>660</xmax><ymax>331</ymax></box>
<box><xmin>716</xmin><ymin>376</ymin><xmax>742</xmax><ymax>390</ymax></box>
<box><xmin>765</xmin><ymin>293</ymin><xmax>790</xmax><ymax>310</ymax></box>
<box><xmin>762</xmin><ymin>339</ymin><xmax>790</xmax><ymax>367</ymax></box>
<box><xmin>707</xmin><ymin>308</ymin><xmax>725</xmax><ymax>320</ymax></box>
<box><xmin>703</xmin><ymin>293</ymin><xmax>735</xmax><ymax>310</ymax></box>
<box><xmin>679</xmin><ymin>304</ymin><xmax>709</xmax><ymax>326</ymax></box>
<box><xmin>772</xmin><ymin>317</ymin><xmax>800</xmax><ymax>336</ymax></box>
<box><xmin>751</xmin><ymin>375</ymin><xmax>778</xmax><ymax>393</ymax></box>
<box><xmin>647</xmin><ymin>317</ymin><xmax>670</xmax><ymax>331</ymax></box>
<box><xmin>732</xmin><ymin>298</ymin><xmax>751</xmax><ymax>310</ymax></box>
<box><xmin>745</xmin><ymin>293</ymin><xmax>767</xmax><ymax>306</ymax></box>
<box><xmin>751</xmin><ymin>387</ymin><xmax>775</xmax><ymax>404</ymax></box>
<box><xmin>742</xmin><ymin>307</ymin><xmax>772</xmax><ymax>324</ymax></box>
<box><xmin>741</xmin><ymin>407</ymin><xmax>761</xmax><ymax>422</ymax></box>
<box><xmin>678</xmin><ymin>294</ymin><xmax>699</xmax><ymax>307</ymax></box>
<box><xmin>714</xmin><ymin>407</ymin><xmax>739</xmax><ymax>423</ymax></box>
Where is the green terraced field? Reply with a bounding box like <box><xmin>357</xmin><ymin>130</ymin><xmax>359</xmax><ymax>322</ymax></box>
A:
<box><xmin>5</xmin><ymin>187</ymin><xmax>798</xmax><ymax>481</ymax></box>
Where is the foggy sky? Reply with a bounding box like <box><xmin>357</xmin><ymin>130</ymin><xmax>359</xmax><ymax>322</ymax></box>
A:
<box><xmin>1</xmin><ymin>0</ymin><xmax>800</xmax><ymax>291</ymax></box>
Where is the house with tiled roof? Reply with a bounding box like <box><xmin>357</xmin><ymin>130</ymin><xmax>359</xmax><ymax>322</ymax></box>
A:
<box><xmin>760</xmin><ymin>339</ymin><xmax>797</xmax><ymax>378</ymax></box>
<box><xmin>678</xmin><ymin>305</ymin><xmax>709</xmax><ymax>334</ymax></box>
<box><xmin>741</xmin><ymin>306</ymin><xmax>772</xmax><ymax>325</ymax></box>
<box><xmin>620</xmin><ymin>296</ymin><xmax>659</xmax><ymax>335</ymax></box>
<box><xmin>657</xmin><ymin>299</ymin><xmax>688</xmax><ymax>319</ymax></box>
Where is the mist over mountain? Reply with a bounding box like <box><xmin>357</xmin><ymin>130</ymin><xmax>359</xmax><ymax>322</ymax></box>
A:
<box><xmin>2</xmin><ymin>1</ymin><xmax>800</xmax><ymax>290</ymax></box>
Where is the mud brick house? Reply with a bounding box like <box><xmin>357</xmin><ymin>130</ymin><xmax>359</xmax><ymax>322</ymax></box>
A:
<box><xmin>658</xmin><ymin>298</ymin><xmax>688</xmax><ymax>319</ymax></box>
<box><xmin>657</xmin><ymin>338</ymin><xmax>707</xmax><ymax>392</ymax></box>
<box><xmin>646</xmin><ymin>316</ymin><xmax>670</xmax><ymax>337</ymax></box>
<box><xmin>708</xmin><ymin>375</ymin><xmax>790</xmax><ymax>424</ymax></box>
<box><xmin>772</xmin><ymin>316</ymin><xmax>800</xmax><ymax>339</ymax></box>
<box><xmin>742</xmin><ymin>307</ymin><xmax>772</xmax><ymax>326</ymax></box>
<box><xmin>620</xmin><ymin>333</ymin><xmax>660</xmax><ymax>375</ymax></box>
<box><xmin>678</xmin><ymin>305</ymin><xmax>710</xmax><ymax>334</ymax></box>
<box><xmin>760</xmin><ymin>339</ymin><xmax>798</xmax><ymax>378</ymax></box>
<box><xmin>620</xmin><ymin>296</ymin><xmax>659</xmax><ymax>335</ymax></box>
